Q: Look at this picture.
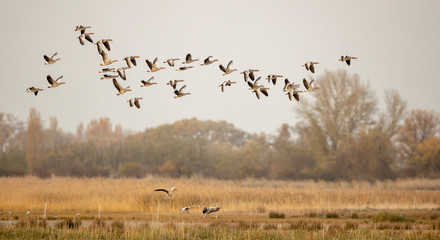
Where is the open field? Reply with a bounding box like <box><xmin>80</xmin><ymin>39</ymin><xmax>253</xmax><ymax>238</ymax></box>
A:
<box><xmin>0</xmin><ymin>177</ymin><xmax>439</xmax><ymax>239</ymax></box>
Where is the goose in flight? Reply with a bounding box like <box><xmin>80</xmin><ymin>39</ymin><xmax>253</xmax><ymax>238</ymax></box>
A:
<box><xmin>154</xmin><ymin>186</ymin><xmax>176</xmax><ymax>199</ymax></box>
<box><xmin>167</xmin><ymin>79</ymin><xmax>184</xmax><ymax>89</ymax></box>
<box><xmin>283</xmin><ymin>78</ymin><xmax>300</xmax><ymax>92</ymax></box>
<box><xmin>146</xmin><ymin>58</ymin><xmax>165</xmax><ymax>72</ymax></box>
<box><xmin>100</xmin><ymin>74</ymin><xmax>119</xmax><ymax>80</ymax></box>
<box><xmin>302</xmin><ymin>61</ymin><xmax>320</xmax><ymax>74</ymax></box>
<box><xmin>95</xmin><ymin>39</ymin><xmax>112</xmax><ymax>53</ymax></box>
<box><xmin>286</xmin><ymin>88</ymin><xmax>305</xmax><ymax>101</ymax></box>
<box><xmin>303</xmin><ymin>78</ymin><xmax>320</xmax><ymax>92</ymax></box>
<box><xmin>46</xmin><ymin>75</ymin><xmax>65</xmax><ymax>88</ymax></box>
<box><xmin>180</xmin><ymin>205</ymin><xmax>200</xmax><ymax>214</ymax></box>
<box><xmin>219</xmin><ymin>61</ymin><xmax>237</xmax><ymax>75</ymax></box>
<box><xmin>114</xmin><ymin>67</ymin><xmax>130</xmax><ymax>80</ymax></box>
<box><xmin>113</xmin><ymin>78</ymin><xmax>131</xmax><ymax>95</ymax></box>
<box><xmin>99</xmin><ymin>68</ymin><xmax>115</xmax><ymax>73</ymax></box>
<box><xmin>182</xmin><ymin>53</ymin><xmax>199</xmax><ymax>64</ymax></box>
<box><xmin>339</xmin><ymin>55</ymin><xmax>358</xmax><ymax>66</ymax></box>
<box><xmin>127</xmin><ymin>97</ymin><xmax>143</xmax><ymax>108</ymax></box>
<box><xmin>247</xmin><ymin>76</ymin><xmax>261</xmax><ymax>91</ymax></box>
<box><xmin>200</xmin><ymin>56</ymin><xmax>219</xmax><ymax>66</ymax></box>
<box><xmin>74</xmin><ymin>25</ymin><xmax>91</xmax><ymax>34</ymax></box>
<box><xmin>26</xmin><ymin>86</ymin><xmax>44</xmax><ymax>96</ymax></box>
<box><xmin>219</xmin><ymin>80</ymin><xmax>236</xmax><ymax>92</ymax></box>
<box><xmin>123</xmin><ymin>56</ymin><xmax>140</xmax><ymax>68</ymax></box>
<box><xmin>99</xmin><ymin>50</ymin><xmax>117</xmax><ymax>66</ymax></box>
<box><xmin>44</xmin><ymin>52</ymin><xmax>61</xmax><ymax>65</ymax></box>
<box><xmin>202</xmin><ymin>206</ymin><xmax>220</xmax><ymax>217</ymax></box>
<box><xmin>176</xmin><ymin>66</ymin><xmax>193</xmax><ymax>71</ymax></box>
<box><xmin>78</xmin><ymin>32</ymin><xmax>94</xmax><ymax>45</ymax></box>
<box><xmin>163</xmin><ymin>58</ymin><xmax>180</xmax><ymax>67</ymax></box>
<box><xmin>266</xmin><ymin>74</ymin><xmax>283</xmax><ymax>85</ymax></box>
<box><xmin>140</xmin><ymin>76</ymin><xmax>157</xmax><ymax>87</ymax></box>
<box><xmin>174</xmin><ymin>85</ymin><xmax>191</xmax><ymax>98</ymax></box>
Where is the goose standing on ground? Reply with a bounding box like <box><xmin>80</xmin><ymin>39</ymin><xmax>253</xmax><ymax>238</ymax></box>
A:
<box><xmin>167</xmin><ymin>79</ymin><xmax>184</xmax><ymax>89</ymax></box>
<box><xmin>202</xmin><ymin>206</ymin><xmax>220</xmax><ymax>217</ymax></box>
<box><xmin>303</xmin><ymin>78</ymin><xmax>320</xmax><ymax>92</ymax></box>
<box><xmin>266</xmin><ymin>74</ymin><xmax>284</xmax><ymax>85</ymax></box>
<box><xmin>128</xmin><ymin>97</ymin><xmax>143</xmax><ymax>108</ymax></box>
<box><xmin>74</xmin><ymin>25</ymin><xmax>91</xmax><ymax>34</ymax></box>
<box><xmin>163</xmin><ymin>58</ymin><xmax>180</xmax><ymax>67</ymax></box>
<box><xmin>99</xmin><ymin>50</ymin><xmax>117</xmax><ymax>66</ymax></box>
<box><xmin>200</xmin><ymin>56</ymin><xmax>219</xmax><ymax>66</ymax></box>
<box><xmin>219</xmin><ymin>60</ymin><xmax>237</xmax><ymax>75</ymax></box>
<box><xmin>140</xmin><ymin>77</ymin><xmax>157</xmax><ymax>87</ymax></box>
<box><xmin>302</xmin><ymin>61</ymin><xmax>320</xmax><ymax>74</ymax></box>
<box><xmin>26</xmin><ymin>86</ymin><xmax>44</xmax><ymax>96</ymax></box>
<box><xmin>219</xmin><ymin>80</ymin><xmax>237</xmax><ymax>92</ymax></box>
<box><xmin>154</xmin><ymin>186</ymin><xmax>177</xmax><ymax>200</ymax></box>
<box><xmin>44</xmin><ymin>52</ymin><xmax>61</xmax><ymax>65</ymax></box>
<box><xmin>339</xmin><ymin>55</ymin><xmax>358</xmax><ymax>65</ymax></box>
<box><xmin>46</xmin><ymin>75</ymin><xmax>65</xmax><ymax>88</ymax></box>
<box><xmin>182</xmin><ymin>53</ymin><xmax>199</xmax><ymax>64</ymax></box>
<box><xmin>123</xmin><ymin>56</ymin><xmax>140</xmax><ymax>68</ymax></box>
<box><xmin>146</xmin><ymin>58</ymin><xmax>165</xmax><ymax>72</ymax></box>
<box><xmin>114</xmin><ymin>67</ymin><xmax>130</xmax><ymax>80</ymax></box>
<box><xmin>112</xmin><ymin>78</ymin><xmax>131</xmax><ymax>96</ymax></box>
<box><xmin>176</xmin><ymin>66</ymin><xmax>193</xmax><ymax>71</ymax></box>
<box><xmin>174</xmin><ymin>85</ymin><xmax>191</xmax><ymax>98</ymax></box>
<box><xmin>180</xmin><ymin>205</ymin><xmax>200</xmax><ymax>214</ymax></box>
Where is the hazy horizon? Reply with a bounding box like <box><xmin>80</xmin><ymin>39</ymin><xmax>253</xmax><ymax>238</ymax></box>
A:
<box><xmin>1</xmin><ymin>0</ymin><xmax>439</xmax><ymax>134</ymax></box>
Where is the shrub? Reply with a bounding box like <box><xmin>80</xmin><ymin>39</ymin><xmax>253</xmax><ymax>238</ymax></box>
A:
<box><xmin>373</xmin><ymin>212</ymin><xmax>414</xmax><ymax>223</ymax></box>
<box><xmin>269</xmin><ymin>211</ymin><xmax>285</xmax><ymax>219</ymax></box>
<box><xmin>55</xmin><ymin>218</ymin><xmax>81</xmax><ymax>229</ymax></box>
<box><xmin>326</xmin><ymin>212</ymin><xmax>339</xmax><ymax>218</ymax></box>
<box><xmin>351</xmin><ymin>213</ymin><xmax>359</xmax><ymax>219</ymax></box>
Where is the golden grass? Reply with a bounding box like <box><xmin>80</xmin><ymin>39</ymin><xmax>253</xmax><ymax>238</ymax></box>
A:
<box><xmin>0</xmin><ymin>176</ymin><xmax>439</xmax><ymax>217</ymax></box>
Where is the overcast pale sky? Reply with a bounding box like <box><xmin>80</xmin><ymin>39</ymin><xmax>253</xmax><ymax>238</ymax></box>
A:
<box><xmin>1</xmin><ymin>0</ymin><xmax>439</xmax><ymax>134</ymax></box>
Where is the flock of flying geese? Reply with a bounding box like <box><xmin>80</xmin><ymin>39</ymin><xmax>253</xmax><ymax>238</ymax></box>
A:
<box><xmin>26</xmin><ymin>24</ymin><xmax>358</xmax><ymax>107</ymax></box>
<box><xmin>154</xmin><ymin>186</ymin><xmax>220</xmax><ymax>217</ymax></box>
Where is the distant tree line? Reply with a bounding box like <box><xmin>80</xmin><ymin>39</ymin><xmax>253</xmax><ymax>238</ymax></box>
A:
<box><xmin>1</xmin><ymin>69</ymin><xmax>439</xmax><ymax>180</ymax></box>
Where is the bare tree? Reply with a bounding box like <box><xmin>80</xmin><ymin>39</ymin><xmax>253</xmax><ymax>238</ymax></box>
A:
<box><xmin>26</xmin><ymin>108</ymin><xmax>43</xmax><ymax>174</ymax></box>
<box><xmin>0</xmin><ymin>113</ymin><xmax>24</xmax><ymax>152</ymax></box>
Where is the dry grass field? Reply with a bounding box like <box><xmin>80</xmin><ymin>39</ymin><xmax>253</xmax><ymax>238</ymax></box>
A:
<box><xmin>1</xmin><ymin>176</ymin><xmax>439</xmax><ymax>239</ymax></box>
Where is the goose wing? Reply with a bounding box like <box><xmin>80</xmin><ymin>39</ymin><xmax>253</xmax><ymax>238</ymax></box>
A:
<box><xmin>85</xmin><ymin>33</ymin><xmax>93</xmax><ymax>43</ymax></box>
<box><xmin>247</xmin><ymin>81</ymin><xmax>254</xmax><ymax>88</ymax></box>
<box><xmin>226</xmin><ymin>60</ymin><xmax>233</xmax><ymax>69</ymax></box>
<box><xmin>113</xmin><ymin>78</ymin><xmax>122</xmax><ymax>92</ymax></box>
<box><xmin>146</xmin><ymin>59</ymin><xmax>153</xmax><ymax>69</ymax></box>
<box><xmin>141</xmin><ymin>80</ymin><xmax>147</xmax><ymax>85</ymax></box>
<box><xmin>254</xmin><ymin>90</ymin><xmax>260</xmax><ymax>99</ymax></box>
<box><xmin>46</xmin><ymin>75</ymin><xmax>54</xmax><ymax>84</ymax></box>
<box><xmin>154</xmin><ymin>188</ymin><xmax>169</xmax><ymax>194</ymax></box>
<box><xmin>346</xmin><ymin>59</ymin><xmax>351</xmax><ymax>65</ymax></box>
<box><xmin>260</xmin><ymin>88</ymin><xmax>269</xmax><ymax>97</ymax></box>
<box><xmin>219</xmin><ymin>64</ymin><xmax>226</xmax><ymax>73</ymax></box>
<box><xmin>303</xmin><ymin>78</ymin><xmax>309</xmax><ymax>90</ymax></box>
<box><xmin>128</xmin><ymin>99</ymin><xmax>133</xmax><ymax>107</ymax></box>
<box><xmin>310</xmin><ymin>64</ymin><xmax>315</xmax><ymax>73</ymax></box>
<box><xmin>78</xmin><ymin>35</ymin><xmax>85</xmax><ymax>45</ymax></box>
<box><xmin>51</xmin><ymin>52</ymin><xmax>58</xmax><ymax>59</ymax></box>
<box><xmin>287</xmin><ymin>91</ymin><xmax>293</xmax><ymax>101</ymax></box>
<box><xmin>134</xmin><ymin>99</ymin><xmax>141</xmax><ymax>108</ymax></box>
<box><xmin>186</xmin><ymin>53</ymin><xmax>192</xmax><ymax>62</ymax></box>
<box><xmin>101</xmin><ymin>51</ymin><xmax>110</xmax><ymax>62</ymax></box>
<box><xmin>117</xmin><ymin>68</ymin><xmax>126</xmax><ymax>80</ymax></box>
<box><xmin>153</xmin><ymin>57</ymin><xmax>158</xmax><ymax>65</ymax></box>
<box><xmin>249</xmin><ymin>70</ymin><xmax>255</xmax><ymax>81</ymax></box>
<box><xmin>204</xmin><ymin>56</ymin><xmax>211</xmax><ymax>64</ymax></box>
<box><xmin>131</xmin><ymin>56</ymin><xmax>138</xmax><ymax>66</ymax></box>
<box><xmin>179</xmin><ymin>85</ymin><xmax>187</xmax><ymax>92</ymax></box>
<box><xmin>293</xmin><ymin>92</ymin><xmax>299</xmax><ymax>101</ymax></box>
<box><xmin>103</xmin><ymin>40</ymin><xmax>111</xmax><ymax>51</ymax></box>
<box><xmin>43</xmin><ymin>55</ymin><xmax>50</xmax><ymax>62</ymax></box>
